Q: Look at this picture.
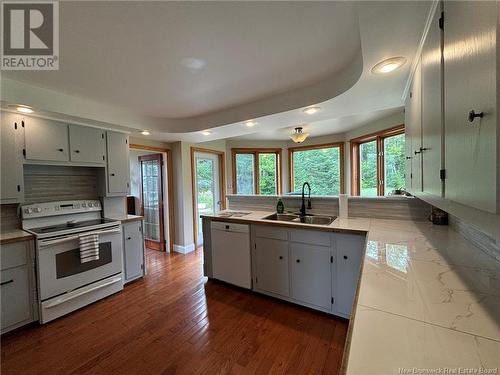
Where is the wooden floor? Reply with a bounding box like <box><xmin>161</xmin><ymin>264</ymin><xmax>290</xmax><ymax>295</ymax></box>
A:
<box><xmin>1</xmin><ymin>248</ymin><xmax>348</xmax><ymax>375</ymax></box>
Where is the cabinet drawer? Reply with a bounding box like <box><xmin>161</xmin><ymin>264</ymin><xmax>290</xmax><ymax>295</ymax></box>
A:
<box><xmin>289</xmin><ymin>229</ymin><xmax>331</xmax><ymax>247</ymax></box>
<box><xmin>1</xmin><ymin>266</ymin><xmax>31</xmax><ymax>330</ymax></box>
<box><xmin>254</xmin><ymin>225</ymin><xmax>287</xmax><ymax>240</ymax></box>
<box><xmin>1</xmin><ymin>241</ymin><xmax>29</xmax><ymax>270</ymax></box>
<box><xmin>211</xmin><ymin>221</ymin><xmax>249</xmax><ymax>233</ymax></box>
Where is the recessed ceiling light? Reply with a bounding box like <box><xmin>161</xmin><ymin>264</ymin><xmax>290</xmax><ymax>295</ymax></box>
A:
<box><xmin>201</xmin><ymin>131</ymin><xmax>212</xmax><ymax>136</ymax></box>
<box><xmin>371</xmin><ymin>57</ymin><xmax>407</xmax><ymax>75</ymax></box>
<box><xmin>245</xmin><ymin>120</ymin><xmax>257</xmax><ymax>127</ymax></box>
<box><xmin>180</xmin><ymin>57</ymin><xmax>206</xmax><ymax>71</ymax></box>
<box><xmin>141</xmin><ymin>130</ymin><xmax>150</xmax><ymax>136</ymax></box>
<box><xmin>303</xmin><ymin>106</ymin><xmax>320</xmax><ymax>115</ymax></box>
<box><xmin>16</xmin><ymin>105</ymin><xmax>34</xmax><ymax>114</ymax></box>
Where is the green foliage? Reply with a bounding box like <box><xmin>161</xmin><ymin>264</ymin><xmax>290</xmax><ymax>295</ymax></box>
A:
<box><xmin>259</xmin><ymin>153</ymin><xmax>277</xmax><ymax>195</ymax></box>
<box><xmin>384</xmin><ymin>133</ymin><xmax>405</xmax><ymax>194</ymax></box>
<box><xmin>196</xmin><ymin>159</ymin><xmax>214</xmax><ymax>211</ymax></box>
<box><xmin>360</xmin><ymin>141</ymin><xmax>377</xmax><ymax>196</ymax></box>
<box><xmin>235</xmin><ymin>154</ymin><xmax>255</xmax><ymax>194</ymax></box>
<box><xmin>293</xmin><ymin>147</ymin><xmax>340</xmax><ymax>196</ymax></box>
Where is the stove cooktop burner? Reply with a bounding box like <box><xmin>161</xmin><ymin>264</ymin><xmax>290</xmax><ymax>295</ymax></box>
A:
<box><xmin>29</xmin><ymin>219</ymin><xmax>117</xmax><ymax>235</ymax></box>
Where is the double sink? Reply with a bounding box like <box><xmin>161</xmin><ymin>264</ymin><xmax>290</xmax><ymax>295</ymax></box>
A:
<box><xmin>264</xmin><ymin>213</ymin><xmax>336</xmax><ymax>226</ymax></box>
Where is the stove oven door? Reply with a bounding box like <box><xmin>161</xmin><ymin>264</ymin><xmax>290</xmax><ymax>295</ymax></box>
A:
<box><xmin>37</xmin><ymin>226</ymin><xmax>123</xmax><ymax>301</ymax></box>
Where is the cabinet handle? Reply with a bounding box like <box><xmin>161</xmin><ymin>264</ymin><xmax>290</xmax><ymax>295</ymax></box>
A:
<box><xmin>296</xmin><ymin>259</ymin><xmax>300</xmax><ymax>263</ymax></box>
<box><xmin>343</xmin><ymin>255</ymin><xmax>348</xmax><ymax>260</ymax></box>
<box><xmin>74</xmin><ymin>150</ymin><xmax>80</xmax><ymax>153</ymax></box>
<box><xmin>58</xmin><ymin>148</ymin><xmax>64</xmax><ymax>152</ymax></box>
<box><xmin>420</xmin><ymin>147</ymin><xmax>428</xmax><ymax>152</ymax></box>
<box><xmin>405</xmin><ymin>156</ymin><xmax>411</xmax><ymax>160</ymax></box>
<box><xmin>468</xmin><ymin>110</ymin><xmax>484</xmax><ymax>123</ymax></box>
<box><xmin>279</xmin><ymin>256</ymin><xmax>283</xmax><ymax>260</ymax></box>
<box><xmin>127</xmin><ymin>237</ymin><xmax>131</xmax><ymax>240</ymax></box>
<box><xmin>0</xmin><ymin>279</ymin><xmax>14</xmax><ymax>286</ymax></box>
<box><xmin>414</xmin><ymin>150</ymin><xmax>421</xmax><ymax>155</ymax></box>
<box><xmin>225</xmin><ymin>225</ymin><xmax>229</xmax><ymax>230</ymax></box>
<box><xmin>110</xmin><ymin>173</ymin><xmax>115</xmax><ymax>176</ymax></box>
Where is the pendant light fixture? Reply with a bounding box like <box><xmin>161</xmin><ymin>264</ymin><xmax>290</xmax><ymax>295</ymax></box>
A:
<box><xmin>290</xmin><ymin>127</ymin><xmax>309</xmax><ymax>143</ymax></box>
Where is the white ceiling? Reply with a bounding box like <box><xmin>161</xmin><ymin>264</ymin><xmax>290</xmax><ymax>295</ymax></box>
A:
<box><xmin>1</xmin><ymin>1</ymin><xmax>431</xmax><ymax>143</ymax></box>
<box><xmin>231</xmin><ymin>107</ymin><xmax>403</xmax><ymax>141</ymax></box>
<box><xmin>4</xmin><ymin>1</ymin><xmax>360</xmax><ymax>119</ymax></box>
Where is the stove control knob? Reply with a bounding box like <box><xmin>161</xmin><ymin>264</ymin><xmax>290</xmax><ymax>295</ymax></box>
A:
<box><xmin>25</xmin><ymin>208</ymin><xmax>33</xmax><ymax>214</ymax></box>
<box><xmin>95</xmin><ymin>202</ymin><xmax>100</xmax><ymax>207</ymax></box>
<box><xmin>82</xmin><ymin>203</ymin><xmax>87</xmax><ymax>208</ymax></box>
<box><xmin>88</xmin><ymin>202</ymin><xmax>93</xmax><ymax>207</ymax></box>
<box><xmin>35</xmin><ymin>207</ymin><xmax>42</xmax><ymax>213</ymax></box>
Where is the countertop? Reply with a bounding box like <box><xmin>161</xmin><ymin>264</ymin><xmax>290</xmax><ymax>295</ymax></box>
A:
<box><xmin>202</xmin><ymin>211</ymin><xmax>500</xmax><ymax>374</ymax></box>
<box><xmin>106</xmin><ymin>214</ymin><xmax>144</xmax><ymax>224</ymax></box>
<box><xmin>0</xmin><ymin>229</ymin><xmax>34</xmax><ymax>245</ymax></box>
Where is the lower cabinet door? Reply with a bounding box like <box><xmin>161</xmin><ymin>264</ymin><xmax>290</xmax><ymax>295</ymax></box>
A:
<box><xmin>1</xmin><ymin>266</ymin><xmax>31</xmax><ymax>331</ymax></box>
<box><xmin>290</xmin><ymin>242</ymin><xmax>331</xmax><ymax>310</ymax></box>
<box><xmin>335</xmin><ymin>234</ymin><xmax>365</xmax><ymax>317</ymax></box>
<box><xmin>123</xmin><ymin>221</ymin><xmax>144</xmax><ymax>283</ymax></box>
<box><xmin>254</xmin><ymin>237</ymin><xmax>289</xmax><ymax>297</ymax></box>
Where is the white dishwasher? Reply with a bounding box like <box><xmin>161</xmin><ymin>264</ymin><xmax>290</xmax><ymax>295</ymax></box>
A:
<box><xmin>211</xmin><ymin>221</ymin><xmax>251</xmax><ymax>289</ymax></box>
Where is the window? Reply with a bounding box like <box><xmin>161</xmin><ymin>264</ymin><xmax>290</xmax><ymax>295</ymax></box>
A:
<box><xmin>232</xmin><ymin>149</ymin><xmax>281</xmax><ymax>195</ymax></box>
<box><xmin>350</xmin><ymin>125</ymin><xmax>405</xmax><ymax>196</ymax></box>
<box><xmin>288</xmin><ymin>143</ymin><xmax>344</xmax><ymax>195</ymax></box>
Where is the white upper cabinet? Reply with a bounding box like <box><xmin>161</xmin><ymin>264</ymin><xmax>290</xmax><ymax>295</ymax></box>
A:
<box><xmin>106</xmin><ymin>131</ymin><xmax>130</xmax><ymax>195</ymax></box>
<box><xmin>405</xmin><ymin>58</ymin><xmax>422</xmax><ymax>194</ymax></box>
<box><xmin>421</xmin><ymin>7</ymin><xmax>443</xmax><ymax>198</ymax></box>
<box><xmin>443</xmin><ymin>1</ymin><xmax>498</xmax><ymax>213</ymax></box>
<box><xmin>69</xmin><ymin>125</ymin><xmax>106</xmax><ymax>165</ymax></box>
<box><xmin>24</xmin><ymin>117</ymin><xmax>69</xmax><ymax>162</ymax></box>
<box><xmin>0</xmin><ymin>112</ymin><xmax>24</xmax><ymax>203</ymax></box>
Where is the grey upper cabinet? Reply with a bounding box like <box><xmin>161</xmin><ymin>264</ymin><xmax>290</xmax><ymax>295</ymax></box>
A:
<box><xmin>24</xmin><ymin>117</ymin><xmax>69</xmax><ymax>162</ymax></box>
<box><xmin>69</xmin><ymin>125</ymin><xmax>106</xmax><ymax>165</ymax></box>
<box><xmin>106</xmin><ymin>131</ymin><xmax>130</xmax><ymax>195</ymax></box>
<box><xmin>421</xmin><ymin>7</ymin><xmax>443</xmax><ymax>198</ymax></box>
<box><xmin>443</xmin><ymin>1</ymin><xmax>498</xmax><ymax>213</ymax></box>
<box><xmin>405</xmin><ymin>58</ymin><xmax>422</xmax><ymax>194</ymax></box>
<box><xmin>0</xmin><ymin>112</ymin><xmax>24</xmax><ymax>203</ymax></box>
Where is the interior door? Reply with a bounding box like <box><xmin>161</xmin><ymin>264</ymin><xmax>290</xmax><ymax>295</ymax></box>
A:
<box><xmin>139</xmin><ymin>154</ymin><xmax>165</xmax><ymax>251</ymax></box>
<box><xmin>194</xmin><ymin>152</ymin><xmax>221</xmax><ymax>247</ymax></box>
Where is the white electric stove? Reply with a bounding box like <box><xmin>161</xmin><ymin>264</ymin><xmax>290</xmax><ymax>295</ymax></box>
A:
<box><xmin>22</xmin><ymin>200</ymin><xmax>124</xmax><ymax>323</ymax></box>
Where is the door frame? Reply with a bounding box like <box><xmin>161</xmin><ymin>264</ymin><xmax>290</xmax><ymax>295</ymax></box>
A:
<box><xmin>190</xmin><ymin>147</ymin><xmax>226</xmax><ymax>248</ymax></box>
<box><xmin>129</xmin><ymin>144</ymin><xmax>174</xmax><ymax>252</ymax></box>
<box><xmin>139</xmin><ymin>153</ymin><xmax>165</xmax><ymax>251</ymax></box>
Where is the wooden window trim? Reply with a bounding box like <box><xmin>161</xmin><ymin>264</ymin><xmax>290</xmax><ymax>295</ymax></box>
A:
<box><xmin>350</xmin><ymin>124</ymin><xmax>405</xmax><ymax>196</ymax></box>
<box><xmin>231</xmin><ymin>148</ymin><xmax>282</xmax><ymax>195</ymax></box>
<box><xmin>288</xmin><ymin>142</ymin><xmax>345</xmax><ymax>194</ymax></box>
<box><xmin>129</xmin><ymin>144</ymin><xmax>174</xmax><ymax>252</ymax></box>
<box><xmin>190</xmin><ymin>147</ymin><xmax>226</xmax><ymax>248</ymax></box>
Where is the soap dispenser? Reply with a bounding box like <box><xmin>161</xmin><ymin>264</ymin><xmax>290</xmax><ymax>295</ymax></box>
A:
<box><xmin>276</xmin><ymin>198</ymin><xmax>284</xmax><ymax>214</ymax></box>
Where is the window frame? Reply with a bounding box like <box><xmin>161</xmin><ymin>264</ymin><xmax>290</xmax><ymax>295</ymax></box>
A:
<box><xmin>231</xmin><ymin>148</ymin><xmax>282</xmax><ymax>195</ymax></box>
<box><xmin>288</xmin><ymin>142</ymin><xmax>345</xmax><ymax>195</ymax></box>
<box><xmin>350</xmin><ymin>124</ymin><xmax>405</xmax><ymax>196</ymax></box>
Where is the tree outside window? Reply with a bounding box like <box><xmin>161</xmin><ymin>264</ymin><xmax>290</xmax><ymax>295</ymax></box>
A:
<box><xmin>232</xmin><ymin>149</ymin><xmax>281</xmax><ymax>195</ymax></box>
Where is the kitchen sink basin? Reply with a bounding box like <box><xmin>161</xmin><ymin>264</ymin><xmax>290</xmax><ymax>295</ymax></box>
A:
<box><xmin>264</xmin><ymin>213</ymin><xmax>336</xmax><ymax>226</ymax></box>
<box><xmin>264</xmin><ymin>213</ymin><xmax>299</xmax><ymax>222</ymax></box>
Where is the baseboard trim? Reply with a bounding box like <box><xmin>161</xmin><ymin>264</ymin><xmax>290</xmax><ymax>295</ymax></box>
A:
<box><xmin>173</xmin><ymin>243</ymin><xmax>196</xmax><ymax>254</ymax></box>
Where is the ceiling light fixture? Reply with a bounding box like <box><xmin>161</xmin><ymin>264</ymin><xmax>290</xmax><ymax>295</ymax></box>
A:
<box><xmin>201</xmin><ymin>130</ymin><xmax>212</xmax><ymax>136</ymax></box>
<box><xmin>290</xmin><ymin>127</ymin><xmax>309</xmax><ymax>144</ymax></box>
<box><xmin>245</xmin><ymin>120</ymin><xmax>257</xmax><ymax>127</ymax></box>
<box><xmin>371</xmin><ymin>56</ymin><xmax>407</xmax><ymax>75</ymax></box>
<box><xmin>303</xmin><ymin>106</ymin><xmax>320</xmax><ymax>115</ymax></box>
<box><xmin>141</xmin><ymin>130</ymin><xmax>150</xmax><ymax>136</ymax></box>
<box><xmin>16</xmin><ymin>105</ymin><xmax>34</xmax><ymax>114</ymax></box>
